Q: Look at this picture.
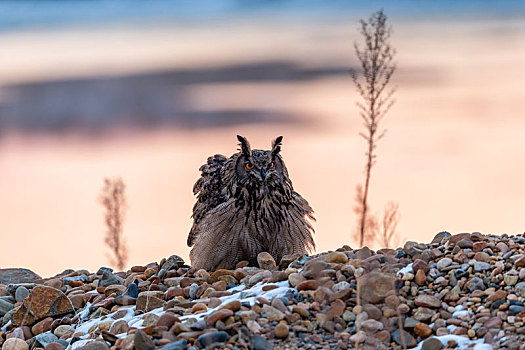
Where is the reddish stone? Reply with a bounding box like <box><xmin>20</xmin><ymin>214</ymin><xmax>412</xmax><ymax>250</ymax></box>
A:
<box><xmin>212</xmin><ymin>281</ymin><xmax>227</xmax><ymax>291</ymax></box>
<box><xmin>412</xmin><ymin>259</ymin><xmax>430</xmax><ymax>274</ymax></box>
<box><xmin>473</xmin><ymin>241</ymin><xmax>488</xmax><ymax>252</ymax></box>
<box><xmin>156</xmin><ymin>313</ymin><xmax>179</xmax><ymax>329</ymax></box>
<box><xmin>262</xmin><ymin>285</ymin><xmax>278</xmax><ymax>291</ymax></box>
<box><xmin>12</xmin><ymin>286</ymin><xmax>74</xmax><ymax>326</ymax></box>
<box><xmin>31</xmin><ymin>317</ymin><xmax>53</xmax><ymax>335</ymax></box>
<box><xmin>131</xmin><ymin>266</ymin><xmax>147</xmax><ymax>273</ymax></box>
<box><xmin>219</xmin><ymin>300</ymin><xmax>241</xmax><ymax>312</ymax></box>
<box><xmin>92</xmin><ymin>297</ymin><xmax>114</xmax><ymax>309</ymax></box>
<box><xmin>414</xmin><ymin>323</ymin><xmax>432</xmax><ymax>338</ymax></box>
<box><xmin>166</xmin><ymin>287</ymin><xmax>184</xmax><ymax>300</ymax></box>
<box><xmin>325</xmin><ymin>299</ymin><xmax>345</xmax><ymax>320</ymax></box>
<box><xmin>205</xmin><ymin>309</ymin><xmax>233</xmax><ymax>325</ymax></box>
<box><xmin>296</xmin><ymin>280</ymin><xmax>320</xmax><ymax>291</ymax></box>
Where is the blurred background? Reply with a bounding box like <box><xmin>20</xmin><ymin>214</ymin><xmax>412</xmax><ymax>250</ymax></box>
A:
<box><xmin>1</xmin><ymin>1</ymin><xmax>525</xmax><ymax>277</ymax></box>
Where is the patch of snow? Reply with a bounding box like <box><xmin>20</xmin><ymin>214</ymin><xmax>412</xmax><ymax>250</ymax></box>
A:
<box><xmin>413</xmin><ymin>335</ymin><xmax>488</xmax><ymax>350</ymax></box>
<box><xmin>1</xmin><ymin>320</ymin><xmax>11</xmax><ymax>333</ymax></box>
<box><xmin>180</xmin><ymin>280</ymin><xmax>292</xmax><ymax>321</ymax></box>
<box><xmin>396</xmin><ymin>263</ymin><xmax>413</xmax><ymax>277</ymax></box>
<box><xmin>67</xmin><ymin>280</ymin><xmax>294</xmax><ymax>345</ymax></box>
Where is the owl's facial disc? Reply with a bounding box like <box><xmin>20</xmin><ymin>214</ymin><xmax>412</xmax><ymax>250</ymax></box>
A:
<box><xmin>243</xmin><ymin>150</ymin><xmax>279</xmax><ymax>184</ymax></box>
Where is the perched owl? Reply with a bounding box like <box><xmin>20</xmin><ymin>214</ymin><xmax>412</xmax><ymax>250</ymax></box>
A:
<box><xmin>187</xmin><ymin>135</ymin><xmax>315</xmax><ymax>270</ymax></box>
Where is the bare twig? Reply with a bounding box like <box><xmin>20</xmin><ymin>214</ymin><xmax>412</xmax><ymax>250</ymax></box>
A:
<box><xmin>100</xmin><ymin>177</ymin><xmax>128</xmax><ymax>271</ymax></box>
<box><xmin>351</xmin><ymin>9</ymin><xmax>397</xmax><ymax>247</ymax></box>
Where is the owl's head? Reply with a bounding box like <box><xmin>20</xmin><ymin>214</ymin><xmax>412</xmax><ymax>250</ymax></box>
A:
<box><xmin>235</xmin><ymin>135</ymin><xmax>289</xmax><ymax>185</ymax></box>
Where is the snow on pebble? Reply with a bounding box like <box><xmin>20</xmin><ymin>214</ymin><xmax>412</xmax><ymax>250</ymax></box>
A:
<box><xmin>69</xmin><ymin>280</ymin><xmax>292</xmax><ymax>349</ymax></box>
<box><xmin>413</xmin><ymin>335</ymin><xmax>492</xmax><ymax>350</ymax></box>
<box><xmin>396</xmin><ymin>263</ymin><xmax>413</xmax><ymax>277</ymax></box>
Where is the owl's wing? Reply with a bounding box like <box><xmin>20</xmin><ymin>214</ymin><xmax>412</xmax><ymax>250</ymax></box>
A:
<box><xmin>187</xmin><ymin>154</ymin><xmax>228</xmax><ymax>247</ymax></box>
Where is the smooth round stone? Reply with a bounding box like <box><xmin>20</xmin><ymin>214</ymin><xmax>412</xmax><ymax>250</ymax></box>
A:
<box><xmin>421</xmin><ymin>337</ymin><xmax>444</xmax><ymax>350</ymax></box>
<box><xmin>361</xmin><ymin>319</ymin><xmax>383</xmax><ymax>332</ymax></box>
<box><xmin>45</xmin><ymin>343</ymin><xmax>66</xmax><ymax>350</ymax></box>
<box><xmin>509</xmin><ymin>305</ymin><xmax>525</xmax><ymax>315</ymax></box>
<box><xmin>159</xmin><ymin>340</ymin><xmax>187</xmax><ymax>350</ymax></box>
<box><xmin>54</xmin><ymin>325</ymin><xmax>75</xmax><ymax>338</ymax></box>
<box><xmin>257</xmin><ymin>252</ymin><xmax>276</xmax><ymax>270</ymax></box>
<box><xmin>474</xmin><ymin>262</ymin><xmax>491</xmax><ymax>272</ymax></box>
<box><xmin>109</xmin><ymin>319</ymin><xmax>129</xmax><ymax>335</ymax></box>
<box><xmin>437</xmin><ymin>258</ymin><xmax>453</xmax><ymax>271</ymax></box>
<box><xmin>474</xmin><ymin>252</ymin><xmax>490</xmax><ymax>262</ymax></box>
<box><xmin>274</xmin><ymin>323</ymin><xmax>289</xmax><ymax>339</ymax></box>
<box><xmin>189</xmin><ymin>283</ymin><xmax>199</xmax><ymax>299</ymax></box>
<box><xmin>191</xmin><ymin>303</ymin><xmax>207</xmax><ymax>314</ymax></box>
<box><xmin>197</xmin><ymin>331</ymin><xmax>228</xmax><ymax>347</ymax></box>
<box><xmin>2</xmin><ymin>338</ymin><xmax>28</xmax><ymax>350</ymax></box>
<box><xmin>15</xmin><ymin>286</ymin><xmax>30</xmax><ymax>303</ymax></box>
<box><xmin>324</xmin><ymin>252</ymin><xmax>348</xmax><ymax>264</ymax></box>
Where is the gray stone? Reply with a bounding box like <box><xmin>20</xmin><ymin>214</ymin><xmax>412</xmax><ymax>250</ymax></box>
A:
<box><xmin>474</xmin><ymin>262</ymin><xmax>491</xmax><ymax>272</ymax></box>
<box><xmin>99</xmin><ymin>270</ymin><xmax>123</xmax><ymax>288</ymax></box>
<box><xmin>197</xmin><ymin>331</ymin><xmax>228</xmax><ymax>347</ymax></box>
<box><xmin>515</xmin><ymin>282</ymin><xmax>525</xmax><ymax>297</ymax></box>
<box><xmin>252</xmin><ymin>334</ymin><xmax>273</xmax><ymax>350</ymax></box>
<box><xmin>0</xmin><ymin>298</ymin><xmax>14</xmax><ymax>316</ymax></box>
<box><xmin>189</xmin><ymin>283</ymin><xmax>198</xmax><ymax>299</ymax></box>
<box><xmin>392</xmin><ymin>329</ymin><xmax>417</xmax><ymax>347</ymax></box>
<box><xmin>431</xmin><ymin>231</ymin><xmax>451</xmax><ymax>244</ymax></box>
<box><xmin>436</xmin><ymin>258</ymin><xmax>453</xmax><ymax>270</ymax></box>
<box><xmin>466</xmin><ymin>277</ymin><xmax>485</xmax><ymax>292</ymax></box>
<box><xmin>404</xmin><ymin>317</ymin><xmax>419</xmax><ymax>328</ymax></box>
<box><xmin>509</xmin><ymin>305</ymin><xmax>525</xmax><ymax>315</ymax></box>
<box><xmin>160</xmin><ymin>340</ymin><xmax>188</xmax><ymax>350</ymax></box>
<box><xmin>161</xmin><ymin>255</ymin><xmax>185</xmax><ymax>271</ymax></box>
<box><xmin>422</xmin><ymin>337</ymin><xmax>444</xmax><ymax>350</ymax></box>
<box><xmin>15</xmin><ymin>286</ymin><xmax>30</xmax><ymax>303</ymax></box>
<box><xmin>0</xmin><ymin>268</ymin><xmax>41</xmax><ymax>284</ymax></box>
<box><xmin>35</xmin><ymin>333</ymin><xmax>59</xmax><ymax>348</ymax></box>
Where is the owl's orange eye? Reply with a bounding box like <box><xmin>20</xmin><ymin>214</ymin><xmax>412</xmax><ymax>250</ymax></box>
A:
<box><xmin>269</xmin><ymin>162</ymin><xmax>274</xmax><ymax>168</ymax></box>
<box><xmin>245</xmin><ymin>162</ymin><xmax>254</xmax><ymax>170</ymax></box>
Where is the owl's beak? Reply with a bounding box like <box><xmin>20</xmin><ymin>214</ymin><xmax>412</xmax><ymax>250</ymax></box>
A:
<box><xmin>260</xmin><ymin>168</ymin><xmax>266</xmax><ymax>180</ymax></box>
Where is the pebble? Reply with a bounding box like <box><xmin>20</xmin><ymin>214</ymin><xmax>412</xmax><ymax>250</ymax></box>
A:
<box><xmin>197</xmin><ymin>331</ymin><xmax>228</xmax><ymax>347</ymax></box>
<box><xmin>257</xmin><ymin>252</ymin><xmax>276</xmax><ymax>270</ymax></box>
<box><xmin>274</xmin><ymin>322</ymin><xmax>289</xmax><ymax>338</ymax></box>
<box><xmin>2</xmin><ymin>338</ymin><xmax>28</xmax><ymax>350</ymax></box>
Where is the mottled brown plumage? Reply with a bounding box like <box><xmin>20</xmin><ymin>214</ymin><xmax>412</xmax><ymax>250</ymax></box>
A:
<box><xmin>187</xmin><ymin>135</ymin><xmax>315</xmax><ymax>270</ymax></box>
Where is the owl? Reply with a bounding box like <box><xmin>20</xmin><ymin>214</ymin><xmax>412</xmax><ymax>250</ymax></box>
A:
<box><xmin>187</xmin><ymin>135</ymin><xmax>315</xmax><ymax>271</ymax></box>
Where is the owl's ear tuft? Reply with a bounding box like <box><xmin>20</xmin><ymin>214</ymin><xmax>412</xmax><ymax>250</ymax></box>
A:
<box><xmin>237</xmin><ymin>135</ymin><xmax>251</xmax><ymax>156</ymax></box>
<box><xmin>271</xmin><ymin>136</ymin><xmax>283</xmax><ymax>157</ymax></box>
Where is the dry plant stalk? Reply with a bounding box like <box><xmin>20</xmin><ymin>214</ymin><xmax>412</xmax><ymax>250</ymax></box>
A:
<box><xmin>100</xmin><ymin>177</ymin><xmax>128</xmax><ymax>271</ymax></box>
<box><xmin>379</xmin><ymin>201</ymin><xmax>403</xmax><ymax>248</ymax></box>
<box><xmin>351</xmin><ymin>9</ymin><xmax>397</xmax><ymax>248</ymax></box>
